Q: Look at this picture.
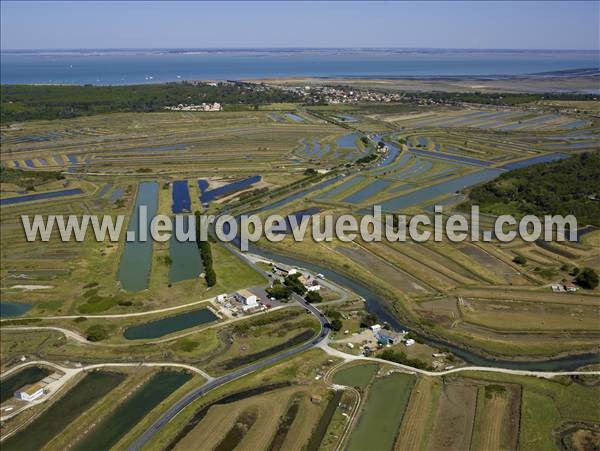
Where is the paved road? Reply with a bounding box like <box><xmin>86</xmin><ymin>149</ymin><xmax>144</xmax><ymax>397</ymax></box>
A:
<box><xmin>316</xmin><ymin>344</ymin><xmax>600</xmax><ymax>378</ymax></box>
<box><xmin>126</xmin><ymin>295</ymin><xmax>329</xmax><ymax>451</ymax></box>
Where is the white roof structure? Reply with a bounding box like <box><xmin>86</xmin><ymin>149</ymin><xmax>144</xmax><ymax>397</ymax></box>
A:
<box><xmin>236</xmin><ymin>290</ymin><xmax>258</xmax><ymax>306</ymax></box>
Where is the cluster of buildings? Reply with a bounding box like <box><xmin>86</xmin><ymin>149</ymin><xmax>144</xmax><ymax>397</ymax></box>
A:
<box><xmin>283</xmin><ymin>85</ymin><xmax>407</xmax><ymax>105</ymax></box>
<box><xmin>343</xmin><ymin>324</ymin><xmax>415</xmax><ymax>356</ymax></box>
<box><xmin>164</xmin><ymin>102</ymin><xmax>223</xmax><ymax>112</ymax></box>
<box><xmin>551</xmin><ymin>279</ymin><xmax>578</xmax><ymax>292</ymax></box>
<box><xmin>216</xmin><ymin>289</ymin><xmax>270</xmax><ymax>316</ymax></box>
<box><xmin>370</xmin><ymin>324</ymin><xmax>415</xmax><ymax>347</ymax></box>
<box><xmin>271</xmin><ymin>263</ymin><xmax>323</xmax><ymax>292</ymax></box>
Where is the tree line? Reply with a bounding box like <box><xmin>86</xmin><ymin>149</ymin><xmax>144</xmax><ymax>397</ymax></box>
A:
<box><xmin>465</xmin><ymin>152</ymin><xmax>600</xmax><ymax>227</ymax></box>
<box><xmin>194</xmin><ymin>211</ymin><xmax>217</xmax><ymax>287</ymax></box>
<box><xmin>1</xmin><ymin>82</ymin><xmax>302</xmax><ymax>122</ymax></box>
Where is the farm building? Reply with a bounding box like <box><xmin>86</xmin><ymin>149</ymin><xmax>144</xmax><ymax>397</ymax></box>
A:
<box><xmin>235</xmin><ymin>289</ymin><xmax>258</xmax><ymax>307</ymax></box>
<box><xmin>273</xmin><ymin>264</ymin><xmax>298</xmax><ymax>276</ymax></box>
<box><xmin>563</xmin><ymin>281</ymin><xmax>578</xmax><ymax>292</ymax></box>
<box><xmin>375</xmin><ymin>329</ymin><xmax>402</xmax><ymax>345</ymax></box>
<box><xmin>311</xmin><ymin>394</ymin><xmax>323</xmax><ymax>404</ymax></box>
<box><xmin>15</xmin><ymin>383</ymin><xmax>45</xmax><ymax>402</ymax></box>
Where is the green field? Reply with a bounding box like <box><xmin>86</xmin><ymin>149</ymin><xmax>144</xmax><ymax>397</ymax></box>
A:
<box><xmin>346</xmin><ymin>373</ymin><xmax>415</xmax><ymax>451</ymax></box>
<box><xmin>332</xmin><ymin>363</ymin><xmax>379</xmax><ymax>389</ymax></box>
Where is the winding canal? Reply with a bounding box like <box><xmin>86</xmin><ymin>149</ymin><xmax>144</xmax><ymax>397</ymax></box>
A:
<box><xmin>235</xmin><ymin>147</ymin><xmax>600</xmax><ymax>371</ymax></box>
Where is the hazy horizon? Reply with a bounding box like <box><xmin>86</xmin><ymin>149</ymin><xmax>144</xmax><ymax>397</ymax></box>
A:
<box><xmin>2</xmin><ymin>1</ymin><xmax>598</xmax><ymax>51</ymax></box>
<box><xmin>2</xmin><ymin>47</ymin><xmax>599</xmax><ymax>52</ymax></box>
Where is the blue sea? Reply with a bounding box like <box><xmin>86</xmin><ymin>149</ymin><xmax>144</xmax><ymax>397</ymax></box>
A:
<box><xmin>1</xmin><ymin>48</ymin><xmax>598</xmax><ymax>85</ymax></box>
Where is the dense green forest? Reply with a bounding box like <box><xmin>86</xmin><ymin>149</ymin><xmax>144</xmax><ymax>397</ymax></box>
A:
<box><xmin>405</xmin><ymin>91</ymin><xmax>597</xmax><ymax>106</ymax></box>
<box><xmin>465</xmin><ymin>152</ymin><xmax>600</xmax><ymax>226</ymax></box>
<box><xmin>0</xmin><ymin>82</ymin><xmax>302</xmax><ymax>122</ymax></box>
<box><xmin>0</xmin><ymin>167</ymin><xmax>64</xmax><ymax>189</ymax></box>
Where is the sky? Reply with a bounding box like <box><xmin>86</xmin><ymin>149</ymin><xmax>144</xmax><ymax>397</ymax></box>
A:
<box><xmin>1</xmin><ymin>1</ymin><xmax>599</xmax><ymax>50</ymax></box>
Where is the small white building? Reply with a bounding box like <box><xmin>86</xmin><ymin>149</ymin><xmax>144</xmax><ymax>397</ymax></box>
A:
<box><xmin>235</xmin><ymin>289</ymin><xmax>258</xmax><ymax>307</ymax></box>
<box><xmin>15</xmin><ymin>383</ymin><xmax>44</xmax><ymax>402</ymax></box>
<box><xmin>405</xmin><ymin>338</ymin><xmax>416</xmax><ymax>347</ymax></box>
<box><xmin>306</xmin><ymin>284</ymin><xmax>321</xmax><ymax>292</ymax></box>
<box><xmin>370</xmin><ymin>324</ymin><xmax>382</xmax><ymax>332</ymax></box>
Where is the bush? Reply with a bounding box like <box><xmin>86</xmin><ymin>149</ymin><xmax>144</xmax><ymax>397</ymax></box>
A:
<box><xmin>325</xmin><ymin>310</ymin><xmax>342</xmax><ymax>321</ymax></box>
<box><xmin>576</xmin><ymin>267</ymin><xmax>599</xmax><ymax>289</ymax></box>
<box><xmin>360</xmin><ymin>313</ymin><xmax>378</xmax><ymax>328</ymax></box>
<box><xmin>284</xmin><ymin>273</ymin><xmax>307</xmax><ymax>295</ymax></box>
<box><xmin>195</xmin><ymin>211</ymin><xmax>217</xmax><ymax>287</ymax></box>
<box><xmin>305</xmin><ymin>291</ymin><xmax>323</xmax><ymax>303</ymax></box>
<box><xmin>354</xmin><ymin>153</ymin><xmax>378</xmax><ymax>165</ymax></box>
<box><xmin>379</xmin><ymin>349</ymin><xmax>432</xmax><ymax>370</ymax></box>
<box><xmin>158</xmin><ymin>255</ymin><xmax>172</xmax><ymax>265</ymax></box>
<box><xmin>513</xmin><ymin>255</ymin><xmax>527</xmax><ymax>265</ymax></box>
<box><xmin>205</xmin><ymin>268</ymin><xmax>217</xmax><ymax>287</ymax></box>
<box><xmin>85</xmin><ymin>324</ymin><xmax>109</xmax><ymax>342</ymax></box>
<box><xmin>266</xmin><ymin>281</ymin><xmax>291</xmax><ymax>300</ymax></box>
<box><xmin>330</xmin><ymin>319</ymin><xmax>343</xmax><ymax>331</ymax></box>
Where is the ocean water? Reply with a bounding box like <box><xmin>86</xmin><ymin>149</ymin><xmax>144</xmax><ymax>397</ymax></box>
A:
<box><xmin>1</xmin><ymin>49</ymin><xmax>598</xmax><ymax>85</ymax></box>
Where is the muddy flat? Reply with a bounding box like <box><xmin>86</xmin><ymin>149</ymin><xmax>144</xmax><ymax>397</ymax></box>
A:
<box><xmin>427</xmin><ymin>380</ymin><xmax>478</xmax><ymax>451</ymax></box>
<box><xmin>335</xmin><ymin>245</ymin><xmax>431</xmax><ymax>295</ymax></box>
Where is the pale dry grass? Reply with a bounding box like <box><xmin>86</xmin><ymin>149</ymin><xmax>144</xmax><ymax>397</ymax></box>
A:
<box><xmin>395</xmin><ymin>376</ymin><xmax>440</xmax><ymax>451</ymax></box>
<box><xmin>426</xmin><ymin>380</ymin><xmax>478</xmax><ymax>451</ymax></box>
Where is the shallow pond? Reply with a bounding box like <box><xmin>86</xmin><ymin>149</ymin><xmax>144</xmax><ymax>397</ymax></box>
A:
<box><xmin>172</xmin><ymin>180</ymin><xmax>192</xmax><ymax>213</ymax></box>
<box><xmin>0</xmin><ymin>301</ymin><xmax>33</xmax><ymax>317</ymax></box>
<box><xmin>113</xmin><ymin>144</ymin><xmax>186</xmax><ymax>153</ymax></box>
<box><xmin>251</xmin><ymin>176</ymin><xmax>342</xmax><ymax>214</ymax></box>
<box><xmin>336</xmin><ymin>132</ymin><xmax>360</xmax><ymax>149</ymax></box>
<box><xmin>3</xmin><ymin>371</ymin><xmax>126</xmax><ymax>451</ymax></box>
<box><xmin>378</xmin><ymin>168</ymin><xmax>503</xmax><ymax>211</ymax></box>
<box><xmin>314</xmin><ymin>176</ymin><xmax>365</xmax><ymax>201</ymax></box>
<box><xmin>200</xmin><ymin>175</ymin><xmax>261</xmax><ymax>204</ymax></box>
<box><xmin>97</xmin><ymin>183</ymin><xmax>113</xmax><ymax>198</ymax></box>
<box><xmin>500</xmin><ymin>152</ymin><xmax>568</xmax><ymax>170</ymax></box>
<box><xmin>342</xmin><ymin>179</ymin><xmax>393</xmax><ymax>204</ymax></box>
<box><xmin>123</xmin><ymin>308</ymin><xmax>218</xmax><ymax>339</ymax></box>
<box><xmin>0</xmin><ymin>188</ymin><xmax>83</xmax><ymax>206</ymax></box>
<box><xmin>286</xmin><ymin>113</ymin><xmax>305</xmax><ymax>122</ymax></box>
<box><xmin>278</xmin><ymin>208</ymin><xmax>322</xmax><ymax>234</ymax></box>
<box><xmin>117</xmin><ymin>181</ymin><xmax>159</xmax><ymax>291</ymax></box>
<box><xmin>169</xmin><ymin>216</ymin><xmax>203</xmax><ymax>284</ymax></box>
<box><xmin>409</xmin><ymin>148</ymin><xmax>492</xmax><ymax>166</ymax></box>
<box><xmin>108</xmin><ymin>187</ymin><xmax>124</xmax><ymax>203</ymax></box>
<box><xmin>73</xmin><ymin>371</ymin><xmax>192</xmax><ymax>451</ymax></box>
<box><xmin>1</xmin><ymin>366</ymin><xmax>51</xmax><ymax>403</ymax></box>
